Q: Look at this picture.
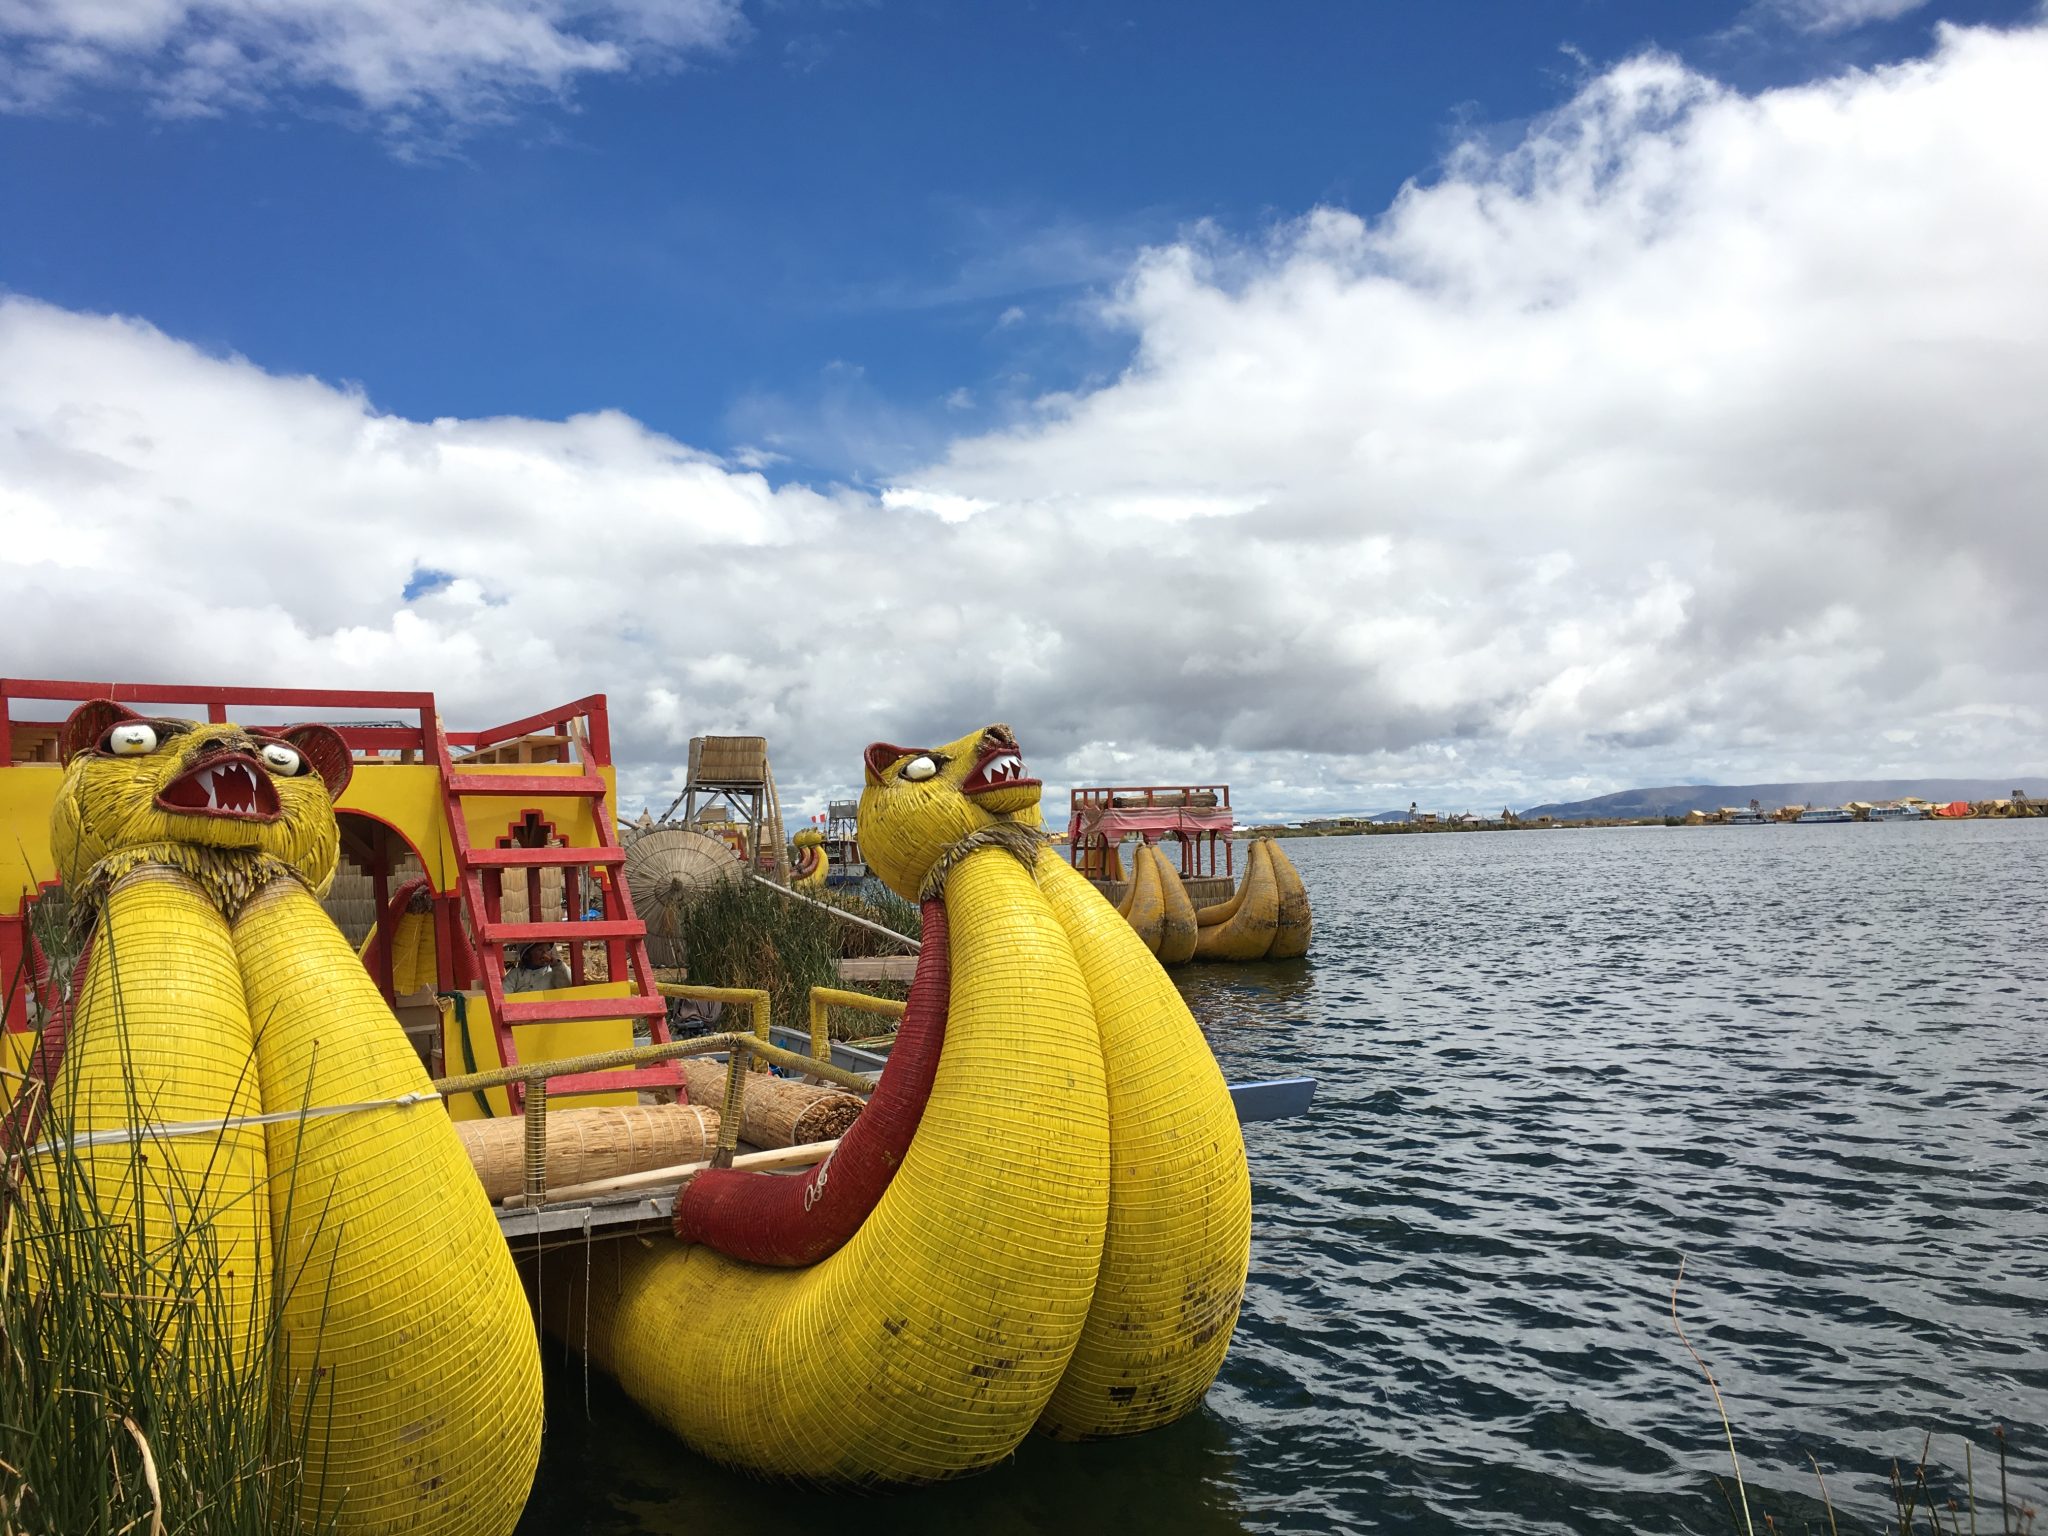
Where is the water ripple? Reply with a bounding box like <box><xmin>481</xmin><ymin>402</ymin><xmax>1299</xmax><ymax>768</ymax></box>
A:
<box><xmin>1189</xmin><ymin>820</ymin><xmax>2048</xmax><ymax>1533</ymax></box>
<box><xmin>521</xmin><ymin>818</ymin><xmax>2047</xmax><ymax>1534</ymax></box>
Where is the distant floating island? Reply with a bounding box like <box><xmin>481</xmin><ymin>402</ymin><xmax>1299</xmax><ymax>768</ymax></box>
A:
<box><xmin>1244</xmin><ymin>779</ymin><xmax>2048</xmax><ymax>835</ymax></box>
<box><xmin>1517</xmin><ymin>778</ymin><xmax>2048</xmax><ymax>822</ymax></box>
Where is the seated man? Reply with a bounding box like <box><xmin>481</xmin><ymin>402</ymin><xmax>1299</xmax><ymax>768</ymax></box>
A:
<box><xmin>503</xmin><ymin>941</ymin><xmax>571</xmax><ymax>994</ymax></box>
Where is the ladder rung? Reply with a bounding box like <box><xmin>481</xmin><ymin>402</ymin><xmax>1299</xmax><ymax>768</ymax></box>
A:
<box><xmin>548</xmin><ymin>1065</ymin><xmax>684</xmax><ymax>1097</ymax></box>
<box><xmin>447</xmin><ymin>773</ymin><xmax>605</xmax><ymax>796</ymax></box>
<box><xmin>497</xmin><ymin>995</ymin><xmax>667</xmax><ymax>1024</ymax></box>
<box><xmin>464</xmin><ymin>846</ymin><xmax>625</xmax><ymax>868</ymax></box>
<box><xmin>483</xmin><ymin>920</ymin><xmax>641</xmax><ymax>944</ymax></box>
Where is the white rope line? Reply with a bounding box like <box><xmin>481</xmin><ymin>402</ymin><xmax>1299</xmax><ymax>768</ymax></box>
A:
<box><xmin>30</xmin><ymin>1090</ymin><xmax>440</xmax><ymax>1155</ymax></box>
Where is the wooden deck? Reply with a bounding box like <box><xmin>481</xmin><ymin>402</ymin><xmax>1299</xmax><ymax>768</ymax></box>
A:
<box><xmin>834</xmin><ymin>954</ymin><xmax>918</xmax><ymax>983</ymax></box>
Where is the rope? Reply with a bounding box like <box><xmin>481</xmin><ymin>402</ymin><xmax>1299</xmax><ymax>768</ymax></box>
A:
<box><xmin>430</xmin><ymin>1030</ymin><xmax>877</xmax><ymax>1098</ymax></box>
<box><xmin>444</xmin><ymin>989</ymin><xmax>494</xmax><ymax>1116</ymax></box>
<box><xmin>30</xmin><ymin>1090</ymin><xmax>439</xmax><ymax>1155</ymax></box>
<box><xmin>523</xmin><ymin>1078</ymin><xmax>550</xmax><ymax>1202</ymax></box>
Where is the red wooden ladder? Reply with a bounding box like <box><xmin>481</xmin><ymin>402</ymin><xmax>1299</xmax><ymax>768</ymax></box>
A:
<box><xmin>431</xmin><ymin>722</ymin><xmax>680</xmax><ymax>1114</ymax></box>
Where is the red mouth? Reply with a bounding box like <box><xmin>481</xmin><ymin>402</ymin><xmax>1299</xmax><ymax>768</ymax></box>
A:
<box><xmin>156</xmin><ymin>755</ymin><xmax>281</xmax><ymax>821</ymax></box>
<box><xmin>961</xmin><ymin>738</ymin><xmax>1039</xmax><ymax>798</ymax></box>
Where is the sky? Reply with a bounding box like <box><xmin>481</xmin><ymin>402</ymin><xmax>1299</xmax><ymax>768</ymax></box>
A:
<box><xmin>2</xmin><ymin>0</ymin><xmax>2045</xmax><ymax>820</ymax></box>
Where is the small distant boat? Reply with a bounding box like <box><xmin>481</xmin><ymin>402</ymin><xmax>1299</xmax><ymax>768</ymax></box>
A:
<box><xmin>1795</xmin><ymin>806</ymin><xmax>1853</xmax><ymax>823</ymax></box>
<box><xmin>1726</xmin><ymin>808</ymin><xmax>1771</xmax><ymax>826</ymax></box>
<box><xmin>1867</xmin><ymin>804</ymin><xmax>1927</xmax><ymax>821</ymax></box>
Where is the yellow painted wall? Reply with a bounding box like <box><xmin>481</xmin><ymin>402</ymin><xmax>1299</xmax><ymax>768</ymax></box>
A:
<box><xmin>439</xmin><ymin>983</ymin><xmax>640</xmax><ymax>1120</ymax></box>
<box><xmin>0</xmin><ymin>763</ymin><xmax>62</xmax><ymax>914</ymax></box>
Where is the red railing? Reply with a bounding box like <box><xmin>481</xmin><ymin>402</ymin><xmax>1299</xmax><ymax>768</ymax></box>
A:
<box><xmin>2</xmin><ymin>680</ymin><xmax>616</xmax><ymax>771</ymax></box>
<box><xmin>445</xmin><ymin>693</ymin><xmax>613</xmax><ymax>765</ymax></box>
<box><xmin>3</xmin><ymin>679</ymin><xmax>439</xmax><ymax>763</ymax></box>
<box><xmin>1069</xmin><ymin>783</ymin><xmax>1233</xmax><ymax>814</ymax></box>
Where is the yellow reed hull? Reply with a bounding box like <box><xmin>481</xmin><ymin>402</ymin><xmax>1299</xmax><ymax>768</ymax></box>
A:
<box><xmin>236</xmin><ymin>881</ymin><xmax>541</xmax><ymax>1536</ymax></box>
<box><xmin>1118</xmin><ymin>840</ymin><xmax>1165</xmax><ymax>953</ymax></box>
<box><xmin>541</xmin><ymin>848</ymin><xmax>1111</xmax><ymax>1485</ymax></box>
<box><xmin>43</xmin><ymin>868</ymin><xmax>271</xmax><ymax>1371</ymax></box>
<box><xmin>1033</xmin><ymin>853</ymin><xmax>1251</xmax><ymax>1437</ymax></box>
<box><xmin>1193</xmin><ymin>839</ymin><xmax>1281</xmax><ymax>961</ymax></box>
<box><xmin>1150</xmin><ymin>847</ymin><xmax>1199</xmax><ymax>965</ymax></box>
<box><xmin>1267</xmin><ymin>840</ymin><xmax>1312</xmax><ymax>959</ymax></box>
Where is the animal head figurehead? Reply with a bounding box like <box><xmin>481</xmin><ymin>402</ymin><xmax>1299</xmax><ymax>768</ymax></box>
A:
<box><xmin>857</xmin><ymin>723</ymin><xmax>1044</xmax><ymax>901</ymax></box>
<box><xmin>50</xmin><ymin>699</ymin><xmax>354</xmax><ymax>901</ymax></box>
<box><xmin>790</xmin><ymin>827</ymin><xmax>827</xmax><ymax>883</ymax></box>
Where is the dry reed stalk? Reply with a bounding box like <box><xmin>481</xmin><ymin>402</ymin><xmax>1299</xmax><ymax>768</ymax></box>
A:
<box><xmin>118</xmin><ymin>1417</ymin><xmax>162</xmax><ymax>1536</ymax></box>
<box><xmin>1671</xmin><ymin>1257</ymin><xmax>1756</xmax><ymax>1536</ymax></box>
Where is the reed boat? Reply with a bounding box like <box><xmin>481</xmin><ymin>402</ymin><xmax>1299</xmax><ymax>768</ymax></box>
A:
<box><xmin>2</xmin><ymin>682</ymin><xmax>1314</xmax><ymax>1514</ymax></box>
<box><xmin>1068</xmin><ymin>781</ymin><xmax>1312</xmax><ymax>961</ymax></box>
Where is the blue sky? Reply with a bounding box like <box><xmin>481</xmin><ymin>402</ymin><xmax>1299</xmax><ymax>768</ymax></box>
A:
<box><xmin>3</xmin><ymin>1</ymin><xmax>2046</xmax><ymax>817</ymax></box>
<box><xmin>5</xmin><ymin>0</ymin><xmax>2032</xmax><ymax>484</ymax></box>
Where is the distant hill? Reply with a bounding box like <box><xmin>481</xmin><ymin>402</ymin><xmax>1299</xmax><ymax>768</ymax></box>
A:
<box><xmin>1520</xmin><ymin>779</ymin><xmax>2048</xmax><ymax>822</ymax></box>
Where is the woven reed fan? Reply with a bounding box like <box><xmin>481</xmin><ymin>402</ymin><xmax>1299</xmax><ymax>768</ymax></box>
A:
<box><xmin>624</xmin><ymin>826</ymin><xmax>741</xmax><ymax>966</ymax></box>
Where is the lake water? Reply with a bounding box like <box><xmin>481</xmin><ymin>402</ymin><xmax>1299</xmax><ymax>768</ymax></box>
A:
<box><xmin>517</xmin><ymin>819</ymin><xmax>2047</xmax><ymax>1535</ymax></box>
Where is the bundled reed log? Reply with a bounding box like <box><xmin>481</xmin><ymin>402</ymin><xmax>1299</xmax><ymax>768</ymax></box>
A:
<box><xmin>454</xmin><ymin>1103</ymin><xmax>720</xmax><ymax>1202</ymax></box>
<box><xmin>677</xmin><ymin>1059</ymin><xmax>865</xmax><ymax>1148</ymax></box>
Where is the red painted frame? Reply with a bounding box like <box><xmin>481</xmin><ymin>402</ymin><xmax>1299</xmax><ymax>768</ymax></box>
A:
<box><xmin>1</xmin><ymin>680</ymin><xmax>664</xmax><ymax>1099</ymax></box>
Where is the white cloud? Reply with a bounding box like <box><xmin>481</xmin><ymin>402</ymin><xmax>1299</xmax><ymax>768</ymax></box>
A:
<box><xmin>5</xmin><ymin>22</ymin><xmax>2048</xmax><ymax>815</ymax></box>
<box><xmin>1767</xmin><ymin>0</ymin><xmax>1931</xmax><ymax>35</ymax></box>
<box><xmin>876</xmin><ymin>486</ymin><xmax>988</xmax><ymax>523</ymax></box>
<box><xmin>0</xmin><ymin>0</ymin><xmax>745</xmax><ymax>125</ymax></box>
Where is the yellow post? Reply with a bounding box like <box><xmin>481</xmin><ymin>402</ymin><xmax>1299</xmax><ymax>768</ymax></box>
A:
<box><xmin>654</xmin><ymin>982</ymin><xmax>772</xmax><ymax>1045</ymax></box>
<box><xmin>522</xmin><ymin>1077</ymin><xmax>550</xmax><ymax>1202</ymax></box>
<box><xmin>805</xmin><ymin>986</ymin><xmax>908</xmax><ymax>1062</ymax></box>
<box><xmin>713</xmin><ymin>1044</ymin><xmax>751</xmax><ymax>1169</ymax></box>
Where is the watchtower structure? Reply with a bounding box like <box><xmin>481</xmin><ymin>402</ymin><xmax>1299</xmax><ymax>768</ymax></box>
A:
<box><xmin>663</xmin><ymin>736</ymin><xmax>788</xmax><ymax>884</ymax></box>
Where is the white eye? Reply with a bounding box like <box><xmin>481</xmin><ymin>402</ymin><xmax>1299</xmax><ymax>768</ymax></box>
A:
<box><xmin>900</xmin><ymin>755</ymin><xmax>939</xmax><ymax>782</ymax></box>
<box><xmin>260</xmin><ymin>742</ymin><xmax>304</xmax><ymax>776</ymax></box>
<box><xmin>108</xmin><ymin>723</ymin><xmax>159</xmax><ymax>756</ymax></box>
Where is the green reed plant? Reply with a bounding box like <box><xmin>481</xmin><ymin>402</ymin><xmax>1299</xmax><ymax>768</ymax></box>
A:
<box><xmin>1</xmin><ymin>914</ymin><xmax>338</xmax><ymax>1536</ymax></box>
<box><xmin>824</xmin><ymin>884</ymin><xmax>922</xmax><ymax>957</ymax></box>
<box><xmin>1673</xmin><ymin>1258</ymin><xmax>2038</xmax><ymax>1536</ymax></box>
<box><xmin>21</xmin><ymin>888</ymin><xmax>78</xmax><ymax>1020</ymax></box>
<box><xmin>666</xmin><ymin>878</ymin><xmax>843</xmax><ymax>1034</ymax></box>
<box><xmin>664</xmin><ymin>877</ymin><xmax>922</xmax><ymax>1034</ymax></box>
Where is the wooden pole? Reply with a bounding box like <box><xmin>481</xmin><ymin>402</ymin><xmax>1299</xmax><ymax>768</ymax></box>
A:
<box><xmin>749</xmin><ymin>875</ymin><xmax>920</xmax><ymax>952</ymax></box>
<box><xmin>509</xmin><ymin>1137</ymin><xmax>839</xmax><ymax>1206</ymax></box>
